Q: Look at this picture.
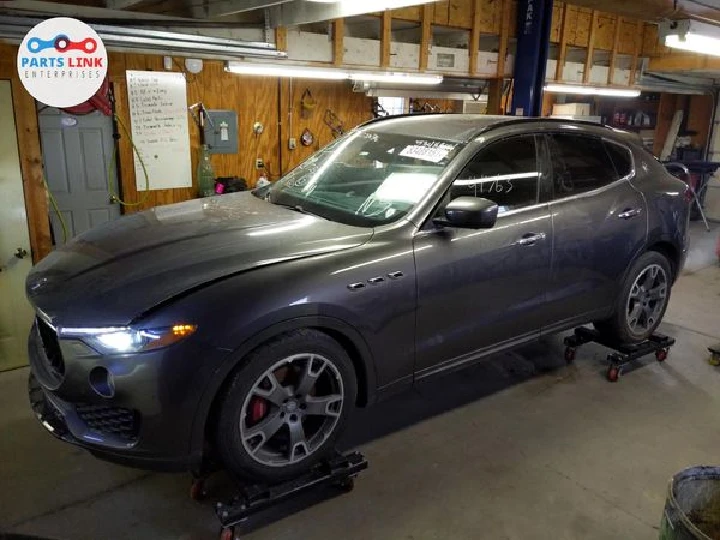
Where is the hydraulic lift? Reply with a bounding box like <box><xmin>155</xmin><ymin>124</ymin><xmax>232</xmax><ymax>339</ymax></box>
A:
<box><xmin>191</xmin><ymin>451</ymin><xmax>368</xmax><ymax>540</ymax></box>
<box><xmin>563</xmin><ymin>327</ymin><xmax>676</xmax><ymax>382</ymax></box>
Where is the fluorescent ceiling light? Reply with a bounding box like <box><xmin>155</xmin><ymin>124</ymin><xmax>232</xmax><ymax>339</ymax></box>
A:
<box><xmin>226</xmin><ymin>63</ymin><xmax>348</xmax><ymax>80</ymax></box>
<box><xmin>226</xmin><ymin>62</ymin><xmax>443</xmax><ymax>85</ymax></box>
<box><xmin>350</xmin><ymin>72</ymin><xmax>443</xmax><ymax>85</ymax></box>
<box><xmin>544</xmin><ymin>84</ymin><xmax>641</xmax><ymax>98</ymax></box>
<box><xmin>665</xmin><ymin>34</ymin><xmax>720</xmax><ymax>57</ymax></box>
<box><xmin>661</xmin><ymin>19</ymin><xmax>720</xmax><ymax>57</ymax></box>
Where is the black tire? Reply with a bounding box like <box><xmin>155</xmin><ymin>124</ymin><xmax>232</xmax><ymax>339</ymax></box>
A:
<box><xmin>594</xmin><ymin>251</ymin><xmax>673</xmax><ymax>344</ymax></box>
<box><xmin>215</xmin><ymin>329</ymin><xmax>357</xmax><ymax>483</ymax></box>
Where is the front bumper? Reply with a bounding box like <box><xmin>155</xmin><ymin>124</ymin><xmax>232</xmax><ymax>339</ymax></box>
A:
<box><xmin>27</xmin><ymin>321</ymin><xmax>229</xmax><ymax>471</ymax></box>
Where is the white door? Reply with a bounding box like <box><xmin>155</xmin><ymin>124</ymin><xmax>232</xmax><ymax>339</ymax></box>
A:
<box><xmin>0</xmin><ymin>80</ymin><xmax>34</xmax><ymax>371</ymax></box>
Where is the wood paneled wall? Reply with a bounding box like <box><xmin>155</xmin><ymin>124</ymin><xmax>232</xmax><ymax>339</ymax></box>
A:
<box><xmin>390</xmin><ymin>0</ymin><xmax>664</xmax><ymax>57</ymax></box>
<box><xmin>1</xmin><ymin>42</ymin><xmax>373</xmax><ymax>264</ymax></box>
<box><xmin>652</xmin><ymin>93</ymin><xmax>714</xmax><ymax>156</ymax></box>
<box><xmin>279</xmin><ymin>80</ymin><xmax>373</xmax><ymax>173</ymax></box>
<box><xmin>4</xmin><ymin>48</ymin><xmax>371</xmax><ymax>217</ymax></box>
<box><xmin>107</xmin><ymin>52</ymin><xmax>282</xmax><ymax>213</ymax></box>
<box><xmin>392</xmin><ymin>0</ymin><xmax>508</xmax><ymax>34</ymax></box>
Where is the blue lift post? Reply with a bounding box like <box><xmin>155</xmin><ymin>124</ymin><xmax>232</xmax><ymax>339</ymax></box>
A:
<box><xmin>511</xmin><ymin>0</ymin><xmax>554</xmax><ymax>117</ymax></box>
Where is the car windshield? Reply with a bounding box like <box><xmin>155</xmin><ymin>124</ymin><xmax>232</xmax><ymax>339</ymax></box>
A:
<box><xmin>268</xmin><ymin>129</ymin><xmax>463</xmax><ymax>227</ymax></box>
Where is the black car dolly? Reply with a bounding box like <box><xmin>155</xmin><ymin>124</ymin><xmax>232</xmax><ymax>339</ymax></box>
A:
<box><xmin>191</xmin><ymin>451</ymin><xmax>368</xmax><ymax>540</ymax></box>
<box><xmin>563</xmin><ymin>327</ymin><xmax>675</xmax><ymax>382</ymax></box>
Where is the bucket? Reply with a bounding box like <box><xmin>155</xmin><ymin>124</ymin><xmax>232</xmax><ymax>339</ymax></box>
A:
<box><xmin>661</xmin><ymin>467</ymin><xmax>720</xmax><ymax>540</ymax></box>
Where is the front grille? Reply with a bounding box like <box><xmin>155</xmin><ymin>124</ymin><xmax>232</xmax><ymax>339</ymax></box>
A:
<box><xmin>36</xmin><ymin>317</ymin><xmax>65</xmax><ymax>385</ymax></box>
<box><xmin>76</xmin><ymin>404</ymin><xmax>140</xmax><ymax>441</ymax></box>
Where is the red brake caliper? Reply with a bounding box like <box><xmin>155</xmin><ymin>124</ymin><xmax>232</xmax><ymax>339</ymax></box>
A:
<box><xmin>249</xmin><ymin>397</ymin><xmax>268</xmax><ymax>423</ymax></box>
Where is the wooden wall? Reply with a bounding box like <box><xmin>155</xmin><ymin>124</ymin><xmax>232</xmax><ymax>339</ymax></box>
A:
<box><xmin>279</xmin><ymin>79</ymin><xmax>373</xmax><ymax>173</ymax></box>
<box><xmin>653</xmin><ymin>93</ymin><xmax>715</xmax><ymax>156</ymax></box>
<box><xmin>390</xmin><ymin>0</ymin><xmax>664</xmax><ymax>57</ymax></box>
<box><xmin>107</xmin><ymin>52</ymin><xmax>282</xmax><ymax>212</ymax></box>
<box><xmin>1</xmin><ymin>42</ymin><xmax>372</xmax><ymax>262</ymax></box>
<box><xmin>3</xmin><ymin>45</ymin><xmax>372</xmax><ymax>218</ymax></box>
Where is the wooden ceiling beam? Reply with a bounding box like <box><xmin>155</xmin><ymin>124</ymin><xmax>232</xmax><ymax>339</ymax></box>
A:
<box><xmin>419</xmin><ymin>4</ymin><xmax>432</xmax><ymax>72</ymax></box>
<box><xmin>583</xmin><ymin>10</ymin><xmax>599</xmax><ymax>84</ymax></box>
<box><xmin>469</xmin><ymin>0</ymin><xmax>481</xmax><ymax>76</ymax></box>
<box><xmin>381</xmin><ymin>10</ymin><xmax>392</xmax><ymax>68</ymax></box>
<box><xmin>497</xmin><ymin>0</ymin><xmax>511</xmax><ymax>79</ymax></box>
<box><xmin>607</xmin><ymin>16</ymin><xmax>622</xmax><ymax>84</ymax></box>
<box><xmin>629</xmin><ymin>19</ymin><xmax>644</xmax><ymax>85</ymax></box>
<box><xmin>332</xmin><ymin>18</ymin><xmax>344</xmax><ymax>66</ymax></box>
<box><xmin>555</xmin><ymin>3</ymin><xmax>572</xmax><ymax>81</ymax></box>
<box><xmin>648</xmin><ymin>53</ymin><xmax>720</xmax><ymax>72</ymax></box>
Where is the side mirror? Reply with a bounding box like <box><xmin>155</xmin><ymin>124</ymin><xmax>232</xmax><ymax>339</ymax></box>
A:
<box><xmin>438</xmin><ymin>196</ymin><xmax>499</xmax><ymax>229</ymax></box>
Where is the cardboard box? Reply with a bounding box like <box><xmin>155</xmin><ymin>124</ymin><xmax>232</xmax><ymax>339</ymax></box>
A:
<box><xmin>552</xmin><ymin>103</ymin><xmax>591</xmax><ymax>116</ymax></box>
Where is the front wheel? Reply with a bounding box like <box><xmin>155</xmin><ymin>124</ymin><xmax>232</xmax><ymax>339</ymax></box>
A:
<box><xmin>215</xmin><ymin>329</ymin><xmax>357</xmax><ymax>483</ymax></box>
<box><xmin>595</xmin><ymin>251</ymin><xmax>673</xmax><ymax>344</ymax></box>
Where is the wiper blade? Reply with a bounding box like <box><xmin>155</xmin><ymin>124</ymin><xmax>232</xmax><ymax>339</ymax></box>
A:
<box><xmin>274</xmin><ymin>202</ymin><xmax>324</xmax><ymax>219</ymax></box>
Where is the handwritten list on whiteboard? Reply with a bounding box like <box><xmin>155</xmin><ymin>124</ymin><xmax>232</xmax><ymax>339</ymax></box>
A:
<box><xmin>126</xmin><ymin>71</ymin><xmax>192</xmax><ymax>191</ymax></box>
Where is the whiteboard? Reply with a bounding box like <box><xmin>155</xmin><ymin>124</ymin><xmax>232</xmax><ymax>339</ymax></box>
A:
<box><xmin>126</xmin><ymin>71</ymin><xmax>192</xmax><ymax>191</ymax></box>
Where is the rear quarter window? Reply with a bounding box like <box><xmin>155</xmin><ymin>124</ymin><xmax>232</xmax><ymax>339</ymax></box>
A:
<box><xmin>603</xmin><ymin>140</ymin><xmax>634</xmax><ymax>179</ymax></box>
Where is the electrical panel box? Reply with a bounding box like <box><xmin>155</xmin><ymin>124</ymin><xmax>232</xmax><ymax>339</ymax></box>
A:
<box><xmin>204</xmin><ymin>110</ymin><xmax>238</xmax><ymax>154</ymax></box>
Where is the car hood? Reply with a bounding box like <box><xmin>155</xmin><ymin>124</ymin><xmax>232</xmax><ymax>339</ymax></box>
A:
<box><xmin>27</xmin><ymin>192</ymin><xmax>373</xmax><ymax>327</ymax></box>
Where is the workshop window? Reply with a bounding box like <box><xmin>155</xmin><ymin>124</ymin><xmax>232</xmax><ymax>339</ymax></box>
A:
<box><xmin>452</xmin><ymin>135</ymin><xmax>540</xmax><ymax>213</ymax></box>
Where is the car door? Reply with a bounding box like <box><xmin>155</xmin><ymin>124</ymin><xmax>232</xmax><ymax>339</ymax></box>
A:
<box><xmin>413</xmin><ymin>134</ymin><xmax>553</xmax><ymax>378</ymax></box>
<box><xmin>543</xmin><ymin>133</ymin><xmax>647</xmax><ymax>330</ymax></box>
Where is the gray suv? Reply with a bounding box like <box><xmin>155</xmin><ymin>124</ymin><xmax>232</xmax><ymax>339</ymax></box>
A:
<box><xmin>26</xmin><ymin>115</ymin><xmax>690</xmax><ymax>483</ymax></box>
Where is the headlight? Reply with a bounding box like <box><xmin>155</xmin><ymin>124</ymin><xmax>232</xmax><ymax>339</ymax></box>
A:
<box><xmin>60</xmin><ymin>324</ymin><xmax>197</xmax><ymax>354</ymax></box>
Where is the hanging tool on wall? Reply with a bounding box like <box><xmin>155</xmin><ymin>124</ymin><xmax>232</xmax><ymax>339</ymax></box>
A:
<box><xmin>300</xmin><ymin>89</ymin><xmax>316</xmax><ymax>119</ymax></box>
<box><xmin>372</xmin><ymin>101</ymin><xmax>388</xmax><ymax>119</ymax></box>
<box><xmin>411</xmin><ymin>100</ymin><xmax>440</xmax><ymax>114</ymax></box>
<box><xmin>300</xmin><ymin>128</ymin><xmax>315</xmax><ymax>147</ymax></box>
<box><xmin>188</xmin><ymin>102</ymin><xmax>215</xmax><ymax>145</ymax></box>
<box><xmin>324</xmin><ymin>109</ymin><xmax>345</xmax><ymax>138</ymax></box>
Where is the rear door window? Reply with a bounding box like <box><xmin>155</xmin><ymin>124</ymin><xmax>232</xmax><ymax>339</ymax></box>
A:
<box><xmin>547</xmin><ymin>134</ymin><xmax>618</xmax><ymax>199</ymax></box>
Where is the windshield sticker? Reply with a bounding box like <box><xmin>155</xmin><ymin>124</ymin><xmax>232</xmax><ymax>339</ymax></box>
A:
<box><xmin>375</xmin><ymin>173</ymin><xmax>437</xmax><ymax>203</ymax></box>
<box><xmin>399</xmin><ymin>141</ymin><xmax>456</xmax><ymax>163</ymax></box>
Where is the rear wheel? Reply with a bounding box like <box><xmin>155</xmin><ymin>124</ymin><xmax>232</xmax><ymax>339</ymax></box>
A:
<box><xmin>215</xmin><ymin>329</ymin><xmax>357</xmax><ymax>483</ymax></box>
<box><xmin>594</xmin><ymin>251</ymin><xmax>672</xmax><ymax>344</ymax></box>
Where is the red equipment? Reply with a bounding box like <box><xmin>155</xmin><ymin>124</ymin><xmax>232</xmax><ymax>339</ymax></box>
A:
<box><xmin>60</xmin><ymin>78</ymin><xmax>112</xmax><ymax>116</ymax></box>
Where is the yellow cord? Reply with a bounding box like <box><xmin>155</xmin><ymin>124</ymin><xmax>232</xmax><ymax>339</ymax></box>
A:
<box><xmin>42</xmin><ymin>173</ymin><xmax>69</xmax><ymax>244</ymax></box>
<box><xmin>108</xmin><ymin>113</ymin><xmax>150</xmax><ymax>207</ymax></box>
<box><xmin>44</xmin><ymin>112</ymin><xmax>151</xmax><ymax>244</ymax></box>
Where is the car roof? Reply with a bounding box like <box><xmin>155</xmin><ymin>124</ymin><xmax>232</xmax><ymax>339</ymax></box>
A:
<box><xmin>362</xmin><ymin>114</ymin><xmax>640</xmax><ymax>145</ymax></box>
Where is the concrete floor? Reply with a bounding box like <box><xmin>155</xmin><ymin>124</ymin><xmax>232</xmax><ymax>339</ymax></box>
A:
<box><xmin>2</xmin><ymin>223</ymin><xmax>720</xmax><ymax>540</ymax></box>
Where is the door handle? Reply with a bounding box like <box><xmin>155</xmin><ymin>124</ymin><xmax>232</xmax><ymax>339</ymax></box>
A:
<box><xmin>618</xmin><ymin>208</ymin><xmax>642</xmax><ymax>220</ymax></box>
<box><xmin>15</xmin><ymin>247</ymin><xmax>28</xmax><ymax>259</ymax></box>
<box><xmin>513</xmin><ymin>233</ymin><xmax>546</xmax><ymax>247</ymax></box>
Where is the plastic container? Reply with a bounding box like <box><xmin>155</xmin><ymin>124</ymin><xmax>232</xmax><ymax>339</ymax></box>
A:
<box><xmin>197</xmin><ymin>144</ymin><xmax>216</xmax><ymax>198</ymax></box>
<box><xmin>660</xmin><ymin>467</ymin><xmax>720</xmax><ymax>540</ymax></box>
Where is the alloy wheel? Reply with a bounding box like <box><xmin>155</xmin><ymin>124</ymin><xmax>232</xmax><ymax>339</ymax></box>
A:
<box><xmin>239</xmin><ymin>354</ymin><xmax>344</xmax><ymax>468</ymax></box>
<box><xmin>625</xmin><ymin>263</ymin><xmax>669</xmax><ymax>336</ymax></box>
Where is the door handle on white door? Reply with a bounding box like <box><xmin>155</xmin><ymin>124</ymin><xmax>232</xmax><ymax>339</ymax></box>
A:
<box><xmin>513</xmin><ymin>233</ymin><xmax>547</xmax><ymax>247</ymax></box>
<box><xmin>618</xmin><ymin>208</ymin><xmax>642</xmax><ymax>220</ymax></box>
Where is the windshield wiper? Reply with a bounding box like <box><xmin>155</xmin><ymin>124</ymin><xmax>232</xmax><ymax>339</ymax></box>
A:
<box><xmin>273</xmin><ymin>202</ymin><xmax>325</xmax><ymax>219</ymax></box>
